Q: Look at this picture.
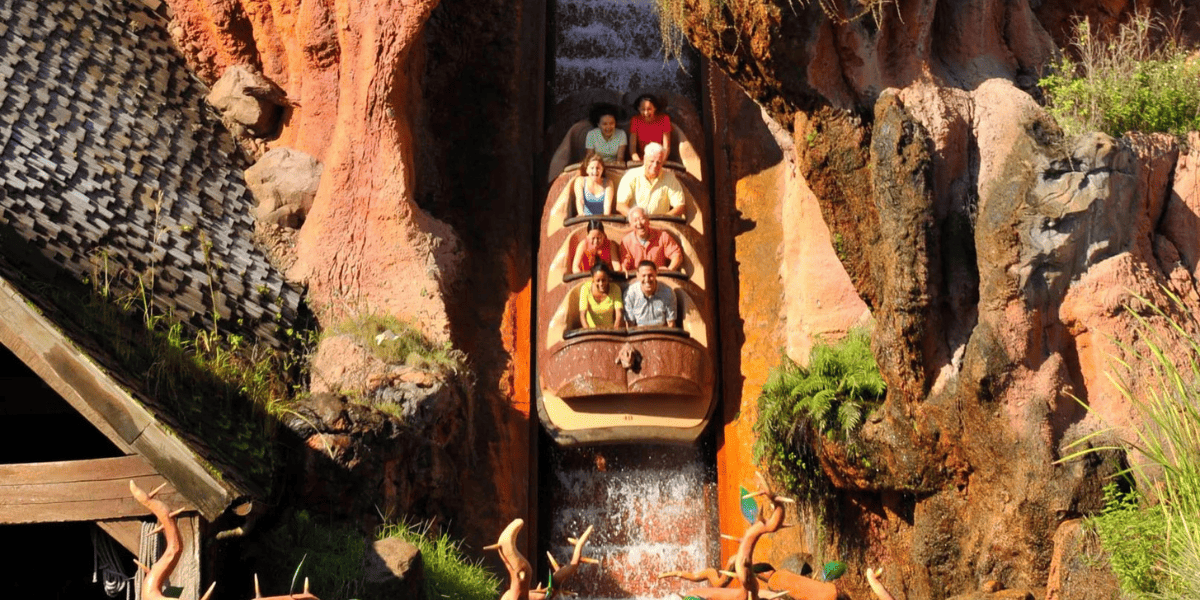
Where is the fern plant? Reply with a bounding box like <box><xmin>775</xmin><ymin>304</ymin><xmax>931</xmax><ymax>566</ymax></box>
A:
<box><xmin>753</xmin><ymin>328</ymin><xmax>886</xmax><ymax>496</ymax></box>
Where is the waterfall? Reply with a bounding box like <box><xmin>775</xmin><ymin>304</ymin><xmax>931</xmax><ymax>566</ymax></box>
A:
<box><xmin>546</xmin><ymin>445</ymin><xmax>719</xmax><ymax>600</ymax></box>
<box><xmin>551</xmin><ymin>0</ymin><xmax>699</xmax><ymax>105</ymax></box>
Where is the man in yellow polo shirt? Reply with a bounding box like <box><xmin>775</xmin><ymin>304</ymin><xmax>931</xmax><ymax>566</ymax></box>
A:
<box><xmin>615</xmin><ymin>142</ymin><xmax>685</xmax><ymax>216</ymax></box>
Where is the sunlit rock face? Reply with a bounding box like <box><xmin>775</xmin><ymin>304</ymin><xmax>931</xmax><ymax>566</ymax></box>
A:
<box><xmin>697</xmin><ymin>0</ymin><xmax>1200</xmax><ymax>598</ymax></box>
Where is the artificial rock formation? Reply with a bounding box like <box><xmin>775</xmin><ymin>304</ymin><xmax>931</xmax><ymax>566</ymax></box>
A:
<box><xmin>165</xmin><ymin>0</ymin><xmax>460</xmax><ymax>340</ymax></box>
<box><xmin>697</xmin><ymin>0</ymin><xmax>1200</xmax><ymax>598</ymax></box>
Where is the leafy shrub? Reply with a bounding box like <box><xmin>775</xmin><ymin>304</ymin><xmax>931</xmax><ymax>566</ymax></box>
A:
<box><xmin>1040</xmin><ymin>13</ymin><xmax>1200</xmax><ymax>140</ymax></box>
<box><xmin>752</xmin><ymin>328</ymin><xmax>886</xmax><ymax>496</ymax></box>
<box><xmin>1089</xmin><ymin>482</ymin><xmax>1168</xmax><ymax>598</ymax></box>
<box><xmin>377</xmin><ymin>521</ymin><xmax>500</xmax><ymax>600</ymax></box>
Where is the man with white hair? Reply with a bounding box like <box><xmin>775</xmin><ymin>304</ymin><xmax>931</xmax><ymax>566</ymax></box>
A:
<box><xmin>616</xmin><ymin>142</ymin><xmax>685</xmax><ymax>216</ymax></box>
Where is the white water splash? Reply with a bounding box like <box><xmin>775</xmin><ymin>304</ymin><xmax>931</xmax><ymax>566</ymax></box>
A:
<box><xmin>551</xmin><ymin>0</ymin><xmax>698</xmax><ymax>104</ymax></box>
<box><xmin>548</xmin><ymin>446</ymin><xmax>718</xmax><ymax>600</ymax></box>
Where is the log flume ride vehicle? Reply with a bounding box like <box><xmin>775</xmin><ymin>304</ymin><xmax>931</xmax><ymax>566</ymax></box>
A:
<box><xmin>537</xmin><ymin>94</ymin><xmax>716</xmax><ymax>446</ymax></box>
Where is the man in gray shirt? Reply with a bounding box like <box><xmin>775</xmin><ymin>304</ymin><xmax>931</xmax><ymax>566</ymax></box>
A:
<box><xmin>624</xmin><ymin>260</ymin><xmax>677</xmax><ymax>327</ymax></box>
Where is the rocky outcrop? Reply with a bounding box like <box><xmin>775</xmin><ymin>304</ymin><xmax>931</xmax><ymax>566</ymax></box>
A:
<box><xmin>700</xmin><ymin>0</ymin><xmax>1200</xmax><ymax>598</ymax></box>
<box><xmin>243</xmin><ymin>147</ymin><xmax>321</xmax><ymax>229</ymax></box>
<box><xmin>165</xmin><ymin>0</ymin><xmax>460</xmax><ymax>341</ymax></box>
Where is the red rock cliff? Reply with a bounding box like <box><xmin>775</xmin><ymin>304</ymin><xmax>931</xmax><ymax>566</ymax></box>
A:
<box><xmin>698</xmin><ymin>0</ymin><xmax>1200</xmax><ymax>598</ymax></box>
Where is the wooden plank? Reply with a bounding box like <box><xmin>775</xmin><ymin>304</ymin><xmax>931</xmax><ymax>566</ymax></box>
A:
<box><xmin>0</xmin><ymin>473</ymin><xmax>180</xmax><ymax>505</ymax></box>
<box><xmin>0</xmin><ymin>455</ymin><xmax>155</xmax><ymax>485</ymax></box>
<box><xmin>0</xmin><ymin>277</ymin><xmax>239</xmax><ymax>520</ymax></box>
<box><xmin>0</xmin><ymin>495</ymin><xmax>188</xmax><ymax>524</ymax></box>
<box><xmin>97</xmin><ymin>518</ymin><xmax>144</xmax><ymax>555</ymax></box>
<box><xmin>0</xmin><ymin>456</ymin><xmax>195</xmax><ymax>524</ymax></box>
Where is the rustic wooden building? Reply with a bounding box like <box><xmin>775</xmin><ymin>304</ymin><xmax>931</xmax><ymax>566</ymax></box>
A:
<box><xmin>0</xmin><ymin>274</ymin><xmax>260</xmax><ymax>599</ymax></box>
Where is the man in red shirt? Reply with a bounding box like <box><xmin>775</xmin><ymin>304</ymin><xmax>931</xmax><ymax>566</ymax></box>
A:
<box><xmin>621</xmin><ymin>206</ymin><xmax>682</xmax><ymax>275</ymax></box>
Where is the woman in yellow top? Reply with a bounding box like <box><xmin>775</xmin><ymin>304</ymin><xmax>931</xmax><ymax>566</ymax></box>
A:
<box><xmin>578</xmin><ymin>263</ymin><xmax>625</xmax><ymax>329</ymax></box>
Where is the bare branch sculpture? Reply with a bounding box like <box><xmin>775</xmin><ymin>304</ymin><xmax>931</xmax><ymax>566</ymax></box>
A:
<box><xmin>488</xmin><ymin>518</ymin><xmax>597</xmax><ymax>600</ymax></box>
<box><xmin>677</xmin><ymin>473</ymin><xmax>791</xmax><ymax>600</ymax></box>
<box><xmin>130</xmin><ymin>481</ymin><xmax>319</xmax><ymax>600</ymax></box>
<box><xmin>866</xmin><ymin>567</ymin><xmax>897</xmax><ymax>600</ymax></box>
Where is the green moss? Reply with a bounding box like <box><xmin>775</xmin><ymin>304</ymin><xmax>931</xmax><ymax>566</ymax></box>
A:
<box><xmin>326</xmin><ymin>314</ymin><xmax>464</xmax><ymax>375</ymax></box>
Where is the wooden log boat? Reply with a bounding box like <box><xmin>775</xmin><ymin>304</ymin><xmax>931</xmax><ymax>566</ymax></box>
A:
<box><xmin>537</xmin><ymin>98</ymin><xmax>715</xmax><ymax>445</ymax></box>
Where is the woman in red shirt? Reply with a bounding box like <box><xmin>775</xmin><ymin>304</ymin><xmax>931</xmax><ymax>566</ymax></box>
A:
<box><xmin>628</xmin><ymin>94</ymin><xmax>671</xmax><ymax>162</ymax></box>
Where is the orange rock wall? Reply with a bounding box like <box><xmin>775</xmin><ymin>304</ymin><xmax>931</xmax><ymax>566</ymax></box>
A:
<box><xmin>708</xmin><ymin>65</ymin><xmax>868</xmax><ymax>569</ymax></box>
<box><xmin>162</xmin><ymin>0</ymin><xmax>544</xmax><ymax>560</ymax></box>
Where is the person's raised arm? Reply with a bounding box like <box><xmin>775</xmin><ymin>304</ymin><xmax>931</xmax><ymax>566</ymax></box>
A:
<box><xmin>665</xmin><ymin>174</ymin><xmax>685</xmax><ymax>217</ymax></box>
<box><xmin>573</xmin><ymin>177</ymin><xmax>586</xmax><ymax>217</ymax></box>
<box><xmin>665</xmin><ymin>287</ymin><xmax>678</xmax><ymax>328</ymax></box>
<box><xmin>660</xmin><ymin>114</ymin><xmax>673</xmax><ymax>160</ymax></box>
<box><xmin>571</xmin><ymin>241</ymin><xmax>587</xmax><ymax>274</ymax></box>
<box><xmin>615</xmin><ymin>175</ymin><xmax>633</xmax><ymax>216</ymax></box>
<box><xmin>664</xmin><ymin>232</ymin><xmax>683</xmax><ymax>272</ymax></box>
<box><xmin>612</xmin><ymin>284</ymin><xmax>626</xmax><ymax>328</ymax></box>
<box><xmin>577</xmin><ymin>282</ymin><xmax>590</xmax><ymax>328</ymax></box>
<box><xmin>602</xmin><ymin>179</ymin><xmax>615</xmax><ymax>215</ymax></box>
<box><xmin>608</xmin><ymin>240</ymin><xmax>622</xmax><ymax>272</ymax></box>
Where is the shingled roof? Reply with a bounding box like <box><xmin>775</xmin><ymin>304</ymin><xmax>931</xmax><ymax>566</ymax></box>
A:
<box><xmin>0</xmin><ymin>0</ymin><xmax>305</xmax><ymax>515</ymax></box>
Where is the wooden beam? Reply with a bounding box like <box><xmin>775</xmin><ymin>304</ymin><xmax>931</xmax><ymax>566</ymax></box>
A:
<box><xmin>97</xmin><ymin>518</ymin><xmax>144</xmax><ymax>555</ymax></box>
<box><xmin>0</xmin><ymin>455</ymin><xmax>194</xmax><ymax>524</ymax></box>
<box><xmin>0</xmin><ymin>277</ymin><xmax>238</xmax><ymax>520</ymax></box>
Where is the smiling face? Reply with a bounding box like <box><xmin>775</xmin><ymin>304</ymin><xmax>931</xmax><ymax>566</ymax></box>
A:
<box><xmin>586</xmin><ymin>228</ymin><xmax>606</xmax><ymax>251</ymax></box>
<box><xmin>586</xmin><ymin>158</ymin><xmax>604</xmax><ymax>179</ymax></box>
<box><xmin>644</xmin><ymin>147</ymin><xmax>664</xmax><ymax>179</ymax></box>
<box><xmin>638</xmin><ymin>263</ymin><xmax>658</xmax><ymax>296</ymax></box>
<box><xmin>599</xmin><ymin>114</ymin><xmax>616</xmax><ymax>137</ymax></box>
<box><xmin>639</xmin><ymin>99</ymin><xmax>656</xmax><ymax>121</ymax></box>
<box><xmin>591</xmin><ymin>268</ymin><xmax>610</xmax><ymax>295</ymax></box>
<box><xmin>628</xmin><ymin>208</ymin><xmax>649</xmax><ymax>238</ymax></box>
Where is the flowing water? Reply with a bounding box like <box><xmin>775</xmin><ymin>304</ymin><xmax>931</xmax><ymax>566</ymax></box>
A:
<box><xmin>544</xmin><ymin>4</ymin><xmax>714</xmax><ymax>598</ymax></box>
<box><xmin>545</xmin><ymin>445</ymin><xmax>719</xmax><ymax>600</ymax></box>
<box><xmin>550</xmin><ymin>0</ymin><xmax>699</xmax><ymax>105</ymax></box>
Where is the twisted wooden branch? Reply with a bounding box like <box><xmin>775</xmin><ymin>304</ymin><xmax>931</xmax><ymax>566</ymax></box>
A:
<box><xmin>486</xmin><ymin>519</ymin><xmax>536</xmax><ymax>600</ymax></box>
<box><xmin>681</xmin><ymin>474</ymin><xmax>790</xmax><ymax>600</ymax></box>
<box><xmin>537</xmin><ymin>524</ymin><xmax>599</xmax><ymax>598</ymax></box>
<box><xmin>130</xmin><ymin>481</ymin><xmax>194</xmax><ymax>600</ymax></box>
<box><xmin>131</xmin><ymin>481</ymin><xmax>319</xmax><ymax>600</ymax></box>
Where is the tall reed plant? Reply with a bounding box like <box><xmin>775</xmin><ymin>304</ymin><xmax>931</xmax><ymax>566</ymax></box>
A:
<box><xmin>1065</xmin><ymin>290</ymin><xmax>1200</xmax><ymax>598</ymax></box>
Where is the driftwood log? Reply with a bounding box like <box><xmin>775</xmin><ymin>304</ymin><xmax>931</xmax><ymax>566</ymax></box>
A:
<box><xmin>129</xmin><ymin>481</ymin><xmax>319</xmax><ymax>600</ymax></box>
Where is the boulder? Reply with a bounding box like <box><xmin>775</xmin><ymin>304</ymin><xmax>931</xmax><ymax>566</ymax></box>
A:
<box><xmin>206</xmin><ymin>65</ymin><xmax>283</xmax><ymax>137</ymax></box>
<box><xmin>1045</xmin><ymin>519</ymin><xmax>1121</xmax><ymax>600</ymax></box>
<box><xmin>244</xmin><ymin>147</ymin><xmax>323</xmax><ymax>229</ymax></box>
<box><xmin>362</xmin><ymin>536</ymin><xmax>424</xmax><ymax>600</ymax></box>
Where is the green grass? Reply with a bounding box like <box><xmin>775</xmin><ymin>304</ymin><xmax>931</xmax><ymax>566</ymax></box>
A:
<box><xmin>1064</xmin><ymin>290</ymin><xmax>1200</xmax><ymax>598</ymax></box>
<box><xmin>377</xmin><ymin>521</ymin><xmax>501</xmax><ymax>600</ymax></box>
<box><xmin>1089</xmin><ymin>482</ymin><xmax>1169</xmax><ymax>597</ymax></box>
<box><xmin>250</xmin><ymin>510</ymin><xmax>367</xmax><ymax>600</ymax></box>
<box><xmin>1040</xmin><ymin>13</ymin><xmax>1200</xmax><ymax>141</ymax></box>
<box><xmin>22</xmin><ymin>262</ymin><xmax>310</xmax><ymax>487</ymax></box>
<box><xmin>325</xmin><ymin>313</ymin><xmax>464</xmax><ymax>374</ymax></box>
<box><xmin>752</xmin><ymin>328</ymin><xmax>886</xmax><ymax>497</ymax></box>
